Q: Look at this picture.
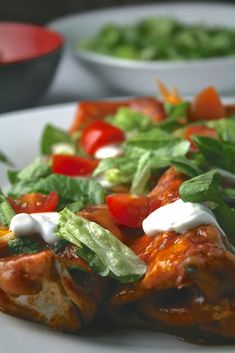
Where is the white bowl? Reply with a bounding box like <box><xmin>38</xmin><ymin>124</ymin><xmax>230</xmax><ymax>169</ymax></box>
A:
<box><xmin>50</xmin><ymin>2</ymin><xmax>235</xmax><ymax>96</ymax></box>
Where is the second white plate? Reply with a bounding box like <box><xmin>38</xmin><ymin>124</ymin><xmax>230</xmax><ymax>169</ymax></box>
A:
<box><xmin>49</xmin><ymin>3</ymin><xmax>235</xmax><ymax>96</ymax></box>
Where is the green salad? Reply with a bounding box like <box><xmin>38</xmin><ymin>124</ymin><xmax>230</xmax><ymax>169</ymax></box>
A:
<box><xmin>78</xmin><ymin>17</ymin><xmax>235</xmax><ymax>61</ymax></box>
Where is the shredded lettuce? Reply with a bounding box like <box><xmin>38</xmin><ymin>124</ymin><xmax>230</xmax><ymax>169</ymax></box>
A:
<box><xmin>8</xmin><ymin>174</ymin><xmax>105</xmax><ymax>206</ymax></box>
<box><xmin>179</xmin><ymin>170</ymin><xmax>235</xmax><ymax>241</ymax></box>
<box><xmin>0</xmin><ymin>151</ymin><xmax>14</xmax><ymax>167</ymax></box>
<box><xmin>159</xmin><ymin>102</ymin><xmax>189</xmax><ymax>131</ymax></box>
<box><xmin>57</xmin><ymin>208</ymin><xmax>147</xmax><ymax>282</ymax></box>
<box><xmin>131</xmin><ymin>152</ymin><xmax>152</xmax><ymax>195</ymax></box>
<box><xmin>126</xmin><ymin>127</ymin><xmax>175</xmax><ymax>149</ymax></box>
<box><xmin>169</xmin><ymin>156</ymin><xmax>203</xmax><ymax>178</ymax></box>
<box><xmin>179</xmin><ymin>170</ymin><xmax>222</xmax><ymax>204</ymax></box>
<box><xmin>0</xmin><ymin>191</ymin><xmax>15</xmax><ymax>226</ymax></box>
<box><xmin>207</xmin><ymin>117</ymin><xmax>235</xmax><ymax>142</ymax></box>
<box><xmin>106</xmin><ymin>107</ymin><xmax>154</xmax><ymax>133</ymax></box>
<box><xmin>8</xmin><ymin>237</ymin><xmax>39</xmax><ymax>254</ymax></box>
<box><xmin>193</xmin><ymin>136</ymin><xmax>235</xmax><ymax>174</ymax></box>
<box><xmin>94</xmin><ymin>138</ymin><xmax>190</xmax><ymax>188</ymax></box>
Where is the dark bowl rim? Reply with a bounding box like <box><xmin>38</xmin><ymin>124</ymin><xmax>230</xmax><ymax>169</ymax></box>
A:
<box><xmin>0</xmin><ymin>21</ymin><xmax>64</xmax><ymax>67</ymax></box>
<box><xmin>0</xmin><ymin>46</ymin><xmax>63</xmax><ymax>70</ymax></box>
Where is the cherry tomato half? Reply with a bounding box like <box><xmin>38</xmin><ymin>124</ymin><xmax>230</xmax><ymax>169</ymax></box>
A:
<box><xmin>52</xmin><ymin>154</ymin><xmax>99</xmax><ymax>176</ymax></box>
<box><xmin>106</xmin><ymin>194</ymin><xmax>160</xmax><ymax>229</ymax></box>
<box><xmin>189</xmin><ymin>86</ymin><xmax>225</xmax><ymax>121</ymax></box>
<box><xmin>80</xmin><ymin>120</ymin><xmax>125</xmax><ymax>155</ymax></box>
<box><xmin>185</xmin><ymin>125</ymin><xmax>218</xmax><ymax>150</ymax></box>
<box><xmin>8</xmin><ymin>192</ymin><xmax>59</xmax><ymax>214</ymax></box>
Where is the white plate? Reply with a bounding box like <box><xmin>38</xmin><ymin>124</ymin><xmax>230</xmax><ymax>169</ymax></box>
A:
<box><xmin>0</xmin><ymin>103</ymin><xmax>76</xmax><ymax>189</ymax></box>
<box><xmin>0</xmin><ymin>103</ymin><xmax>235</xmax><ymax>353</ymax></box>
<box><xmin>49</xmin><ymin>3</ymin><xmax>235</xmax><ymax>96</ymax></box>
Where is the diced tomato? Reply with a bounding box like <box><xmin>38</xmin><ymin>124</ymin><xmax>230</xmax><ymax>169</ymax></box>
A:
<box><xmin>52</xmin><ymin>154</ymin><xmax>99</xmax><ymax>176</ymax></box>
<box><xmin>80</xmin><ymin>120</ymin><xmax>125</xmax><ymax>155</ymax></box>
<box><xmin>69</xmin><ymin>98</ymin><xmax>165</xmax><ymax>133</ymax></box>
<box><xmin>106</xmin><ymin>194</ymin><xmax>156</xmax><ymax>229</ymax></box>
<box><xmin>70</xmin><ymin>101</ymin><xmax>129</xmax><ymax>132</ymax></box>
<box><xmin>128</xmin><ymin>97</ymin><xmax>165</xmax><ymax>122</ymax></box>
<box><xmin>8</xmin><ymin>192</ymin><xmax>58</xmax><ymax>214</ymax></box>
<box><xmin>189</xmin><ymin>86</ymin><xmax>225</xmax><ymax>121</ymax></box>
<box><xmin>185</xmin><ymin>125</ymin><xmax>218</xmax><ymax>150</ymax></box>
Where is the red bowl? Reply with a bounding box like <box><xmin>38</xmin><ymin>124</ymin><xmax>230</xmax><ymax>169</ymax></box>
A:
<box><xmin>0</xmin><ymin>22</ymin><xmax>63</xmax><ymax>112</ymax></box>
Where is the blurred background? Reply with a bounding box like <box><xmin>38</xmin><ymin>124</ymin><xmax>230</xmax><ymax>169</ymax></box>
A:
<box><xmin>0</xmin><ymin>0</ymin><xmax>235</xmax><ymax>113</ymax></box>
<box><xmin>1</xmin><ymin>0</ymin><xmax>235</xmax><ymax>23</ymax></box>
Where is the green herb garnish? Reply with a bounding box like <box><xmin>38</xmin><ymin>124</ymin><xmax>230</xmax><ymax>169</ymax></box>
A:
<box><xmin>8</xmin><ymin>237</ymin><xmax>39</xmax><ymax>254</ymax></box>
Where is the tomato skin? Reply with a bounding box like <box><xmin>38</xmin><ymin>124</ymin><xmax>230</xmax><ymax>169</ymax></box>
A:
<box><xmin>80</xmin><ymin>120</ymin><xmax>125</xmax><ymax>155</ymax></box>
<box><xmin>106</xmin><ymin>194</ymin><xmax>160</xmax><ymax>229</ymax></box>
<box><xmin>106</xmin><ymin>194</ymin><xmax>149</xmax><ymax>228</ymax></box>
<box><xmin>52</xmin><ymin>154</ymin><xmax>99</xmax><ymax>176</ymax></box>
<box><xmin>70</xmin><ymin>101</ymin><xmax>129</xmax><ymax>132</ymax></box>
<box><xmin>189</xmin><ymin>86</ymin><xmax>225</xmax><ymax>121</ymax></box>
<box><xmin>69</xmin><ymin>97</ymin><xmax>165</xmax><ymax>133</ymax></box>
<box><xmin>128</xmin><ymin>97</ymin><xmax>165</xmax><ymax>122</ymax></box>
<box><xmin>185</xmin><ymin>125</ymin><xmax>218</xmax><ymax>150</ymax></box>
<box><xmin>8</xmin><ymin>192</ymin><xmax>59</xmax><ymax>214</ymax></box>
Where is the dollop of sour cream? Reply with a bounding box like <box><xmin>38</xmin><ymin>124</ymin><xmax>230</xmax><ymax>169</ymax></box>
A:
<box><xmin>142</xmin><ymin>199</ymin><xmax>224</xmax><ymax>236</ymax></box>
<box><xmin>10</xmin><ymin>212</ymin><xmax>59</xmax><ymax>245</ymax></box>
<box><xmin>94</xmin><ymin>144</ymin><xmax>122</xmax><ymax>159</ymax></box>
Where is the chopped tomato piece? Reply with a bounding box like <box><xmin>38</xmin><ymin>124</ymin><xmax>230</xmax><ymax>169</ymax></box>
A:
<box><xmin>80</xmin><ymin>120</ymin><xmax>125</xmax><ymax>155</ymax></box>
<box><xmin>8</xmin><ymin>192</ymin><xmax>58</xmax><ymax>214</ymax></box>
<box><xmin>185</xmin><ymin>125</ymin><xmax>218</xmax><ymax>150</ymax></box>
<box><xmin>106</xmin><ymin>194</ymin><xmax>153</xmax><ymax>229</ymax></box>
<box><xmin>70</xmin><ymin>101</ymin><xmax>129</xmax><ymax>132</ymax></box>
<box><xmin>128</xmin><ymin>97</ymin><xmax>165</xmax><ymax>122</ymax></box>
<box><xmin>69</xmin><ymin>98</ymin><xmax>165</xmax><ymax>133</ymax></box>
<box><xmin>189</xmin><ymin>86</ymin><xmax>225</xmax><ymax>121</ymax></box>
<box><xmin>52</xmin><ymin>154</ymin><xmax>99</xmax><ymax>176</ymax></box>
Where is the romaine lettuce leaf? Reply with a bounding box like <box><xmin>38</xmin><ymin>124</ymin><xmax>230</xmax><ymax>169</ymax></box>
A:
<box><xmin>126</xmin><ymin>127</ymin><xmax>175</xmax><ymax>149</ymax></box>
<box><xmin>40</xmin><ymin>124</ymin><xmax>73</xmax><ymax>155</ymax></box>
<box><xmin>179</xmin><ymin>170</ymin><xmax>222</xmax><ymax>204</ymax></box>
<box><xmin>57</xmin><ymin>208</ymin><xmax>147</xmax><ymax>282</ymax></box>
<box><xmin>0</xmin><ymin>190</ymin><xmax>15</xmax><ymax>226</ymax></box>
<box><xmin>131</xmin><ymin>152</ymin><xmax>152</xmax><ymax>195</ymax></box>
<box><xmin>8</xmin><ymin>174</ymin><xmax>105</xmax><ymax>206</ymax></box>
<box><xmin>106</xmin><ymin>107</ymin><xmax>154</xmax><ymax>132</ymax></box>
<box><xmin>193</xmin><ymin>136</ymin><xmax>235</xmax><ymax>174</ymax></box>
